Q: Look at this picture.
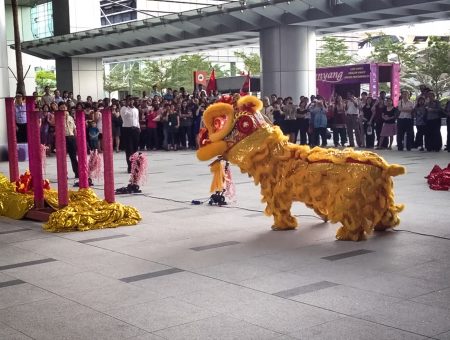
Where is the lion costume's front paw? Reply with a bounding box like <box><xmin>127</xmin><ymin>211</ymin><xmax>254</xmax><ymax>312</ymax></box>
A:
<box><xmin>272</xmin><ymin>213</ymin><xmax>298</xmax><ymax>231</ymax></box>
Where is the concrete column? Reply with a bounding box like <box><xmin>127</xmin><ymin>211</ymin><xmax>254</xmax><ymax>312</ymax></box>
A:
<box><xmin>53</xmin><ymin>0</ymin><xmax>103</xmax><ymax>100</ymax></box>
<box><xmin>56</xmin><ymin>57</ymin><xmax>104</xmax><ymax>100</ymax></box>
<box><xmin>0</xmin><ymin>0</ymin><xmax>10</xmax><ymax>159</ymax></box>
<box><xmin>55</xmin><ymin>58</ymin><xmax>73</xmax><ymax>93</ymax></box>
<box><xmin>260</xmin><ymin>25</ymin><xmax>316</xmax><ymax>103</ymax></box>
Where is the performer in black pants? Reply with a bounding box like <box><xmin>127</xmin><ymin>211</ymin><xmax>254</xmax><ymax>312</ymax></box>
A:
<box><xmin>120</xmin><ymin>97</ymin><xmax>141</xmax><ymax>173</ymax></box>
<box><xmin>66</xmin><ymin>135</ymin><xmax>79</xmax><ymax>178</ymax></box>
<box><xmin>445</xmin><ymin>100</ymin><xmax>450</xmax><ymax>152</ymax></box>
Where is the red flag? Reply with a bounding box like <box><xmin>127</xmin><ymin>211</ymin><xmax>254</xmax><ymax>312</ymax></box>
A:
<box><xmin>240</xmin><ymin>72</ymin><xmax>251</xmax><ymax>96</ymax></box>
<box><xmin>206</xmin><ymin>69</ymin><xmax>217</xmax><ymax>96</ymax></box>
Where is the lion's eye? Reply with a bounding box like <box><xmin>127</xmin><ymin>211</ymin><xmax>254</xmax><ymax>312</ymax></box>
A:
<box><xmin>213</xmin><ymin>116</ymin><xmax>226</xmax><ymax>132</ymax></box>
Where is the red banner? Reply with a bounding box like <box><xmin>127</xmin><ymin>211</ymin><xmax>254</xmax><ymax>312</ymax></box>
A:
<box><xmin>193</xmin><ymin>71</ymin><xmax>208</xmax><ymax>88</ymax></box>
<box><xmin>206</xmin><ymin>69</ymin><xmax>217</xmax><ymax>95</ymax></box>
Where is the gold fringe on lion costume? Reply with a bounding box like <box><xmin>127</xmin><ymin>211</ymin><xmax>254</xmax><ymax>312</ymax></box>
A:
<box><xmin>197</xmin><ymin>95</ymin><xmax>405</xmax><ymax>241</ymax></box>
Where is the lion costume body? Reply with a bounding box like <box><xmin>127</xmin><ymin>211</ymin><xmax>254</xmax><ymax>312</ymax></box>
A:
<box><xmin>197</xmin><ymin>95</ymin><xmax>405</xmax><ymax>241</ymax></box>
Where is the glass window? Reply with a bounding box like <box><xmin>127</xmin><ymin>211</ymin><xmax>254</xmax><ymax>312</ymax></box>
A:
<box><xmin>101</xmin><ymin>0</ymin><xmax>137</xmax><ymax>26</ymax></box>
<box><xmin>30</xmin><ymin>1</ymin><xmax>53</xmax><ymax>39</ymax></box>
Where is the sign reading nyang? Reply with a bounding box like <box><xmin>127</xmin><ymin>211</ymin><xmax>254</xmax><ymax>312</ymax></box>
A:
<box><xmin>316</xmin><ymin>64</ymin><xmax>371</xmax><ymax>84</ymax></box>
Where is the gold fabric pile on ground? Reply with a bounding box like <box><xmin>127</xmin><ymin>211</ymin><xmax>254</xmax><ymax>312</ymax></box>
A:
<box><xmin>0</xmin><ymin>173</ymin><xmax>141</xmax><ymax>232</ymax></box>
<box><xmin>44</xmin><ymin>188</ymin><xmax>141</xmax><ymax>232</ymax></box>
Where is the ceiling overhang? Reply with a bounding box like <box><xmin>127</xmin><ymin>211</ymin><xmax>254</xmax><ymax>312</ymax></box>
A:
<box><xmin>16</xmin><ymin>0</ymin><xmax>450</xmax><ymax>62</ymax></box>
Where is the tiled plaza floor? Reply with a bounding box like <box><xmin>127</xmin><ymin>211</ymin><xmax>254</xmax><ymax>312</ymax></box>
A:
<box><xmin>0</xmin><ymin>146</ymin><xmax>449</xmax><ymax>340</ymax></box>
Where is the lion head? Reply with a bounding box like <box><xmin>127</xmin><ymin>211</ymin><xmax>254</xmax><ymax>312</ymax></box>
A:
<box><xmin>196</xmin><ymin>95</ymin><xmax>267</xmax><ymax>161</ymax></box>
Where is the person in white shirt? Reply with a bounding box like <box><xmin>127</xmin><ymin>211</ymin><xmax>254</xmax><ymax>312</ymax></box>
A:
<box><xmin>41</xmin><ymin>86</ymin><xmax>54</xmax><ymax>107</ymax></box>
<box><xmin>120</xmin><ymin>97</ymin><xmax>140</xmax><ymax>173</ymax></box>
<box><xmin>396</xmin><ymin>90</ymin><xmax>415</xmax><ymax>151</ymax></box>
<box><xmin>345</xmin><ymin>91</ymin><xmax>363</xmax><ymax>147</ymax></box>
<box><xmin>261</xmin><ymin>96</ymin><xmax>274</xmax><ymax>123</ymax></box>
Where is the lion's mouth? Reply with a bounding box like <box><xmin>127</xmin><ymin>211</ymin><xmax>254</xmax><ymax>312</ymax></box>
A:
<box><xmin>198</xmin><ymin>128</ymin><xmax>211</xmax><ymax>149</ymax></box>
<box><xmin>196</xmin><ymin>128</ymin><xmax>229</xmax><ymax>161</ymax></box>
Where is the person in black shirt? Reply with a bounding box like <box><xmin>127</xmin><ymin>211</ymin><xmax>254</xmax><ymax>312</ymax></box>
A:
<box><xmin>377</xmin><ymin>98</ymin><xmax>398</xmax><ymax>150</ymax></box>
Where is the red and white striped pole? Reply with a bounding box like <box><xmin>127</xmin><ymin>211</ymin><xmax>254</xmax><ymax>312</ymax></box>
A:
<box><xmin>75</xmin><ymin>109</ymin><xmax>89</xmax><ymax>189</ymax></box>
<box><xmin>101</xmin><ymin>108</ymin><xmax>115</xmax><ymax>203</ymax></box>
<box><xmin>26</xmin><ymin>97</ymin><xmax>44</xmax><ymax>208</ymax></box>
<box><xmin>54</xmin><ymin>110</ymin><xmax>69</xmax><ymax>207</ymax></box>
<box><xmin>5</xmin><ymin>98</ymin><xmax>19</xmax><ymax>182</ymax></box>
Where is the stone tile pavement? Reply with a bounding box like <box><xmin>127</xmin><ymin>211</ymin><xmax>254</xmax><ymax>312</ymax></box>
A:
<box><xmin>0</xmin><ymin>148</ymin><xmax>449</xmax><ymax>339</ymax></box>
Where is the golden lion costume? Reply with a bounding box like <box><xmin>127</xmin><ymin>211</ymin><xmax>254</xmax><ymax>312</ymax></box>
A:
<box><xmin>197</xmin><ymin>95</ymin><xmax>405</xmax><ymax>241</ymax></box>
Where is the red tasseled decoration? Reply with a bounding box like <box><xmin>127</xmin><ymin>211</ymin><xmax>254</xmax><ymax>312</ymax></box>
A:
<box><xmin>426</xmin><ymin>163</ymin><xmax>450</xmax><ymax>191</ymax></box>
<box><xmin>129</xmin><ymin>152</ymin><xmax>148</xmax><ymax>186</ymax></box>
<box><xmin>88</xmin><ymin>150</ymin><xmax>103</xmax><ymax>181</ymax></box>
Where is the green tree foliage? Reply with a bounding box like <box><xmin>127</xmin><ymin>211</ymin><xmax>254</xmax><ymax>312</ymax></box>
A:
<box><xmin>165</xmin><ymin>54</ymin><xmax>214</xmax><ymax>91</ymax></box>
<box><xmin>140</xmin><ymin>60</ymin><xmax>172</xmax><ymax>91</ymax></box>
<box><xmin>370</xmin><ymin>34</ymin><xmax>450</xmax><ymax>98</ymax></box>
<box><xmin>35</xmin><ymin>69</ymin><xmax>56</xmax><ymax>94</ymax></box>
<box><xmin>316</xmin><ymin>36</ymin><xmax>355</xmax><ymax>67</ymax></box>
<box><xmin>103</xmin><ymin>63</ymin><xmax>128</xmax><ymax>96</ymax></box>
<box><xmin>104</xmin><ymin>54</ymin><xmax>227</xmax><ymax>95</ymax></box>
<box><xmin>234</xmin><ymin>51</ymin><xmax>261</xmax><ymax>75</ymax></box>
<box><xmin>404</xmin><ymin>37</ymin><xmax>450</xmax><ymax>98</ymax></box>
<box><xmin>369</xmin><ymin>33</ymin><xmax>416</xmax><ymax>68</ymax></box>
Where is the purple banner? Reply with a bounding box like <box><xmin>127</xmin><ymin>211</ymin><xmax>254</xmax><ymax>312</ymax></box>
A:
<box><xmin>370</xmin><ymin>64</ymin><xmax>379</xmax><ymax>99</ymax></box>
<box><xmin>316</xmin><ymin>64</ymin><xmax>371</xmax><ymax>84</ymax></box>
<box><xmin>391</xmin><ymin>63</ymin><xmax>401</xmax><ymax>107</ymax></box>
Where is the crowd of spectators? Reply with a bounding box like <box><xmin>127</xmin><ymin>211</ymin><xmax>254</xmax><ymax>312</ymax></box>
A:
<box><xmin>14</xmin><ymin>84</ymin><xmax>220</xmax><ymax>176</ymax></box>
<box><xmin>13</xmin><ymin>83</ymin><xmax>450</xmax><ymax>177</ymax></box>
<box><xmin>262</xmin><ymin>86</ymin><xmax>450</xmax><ymax>153</ymax></box>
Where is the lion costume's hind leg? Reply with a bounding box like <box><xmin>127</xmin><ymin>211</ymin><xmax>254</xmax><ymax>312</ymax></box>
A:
<box><xmin>374</xmin><ymin>168</ymin><xmax>405</xmax><ymax>232</ymax></box>
<box><xmin>335</xmin><ymin>212</ymin><xmax>367</xmax><ymax>241</ymax></box>
<box><xmin>374</xmin><ymin>202</ymin><xmax>404</xmax><ymax>231</ymax></box>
